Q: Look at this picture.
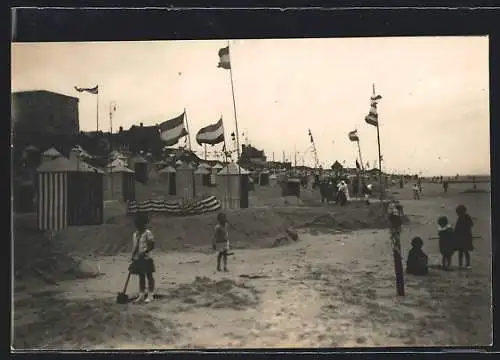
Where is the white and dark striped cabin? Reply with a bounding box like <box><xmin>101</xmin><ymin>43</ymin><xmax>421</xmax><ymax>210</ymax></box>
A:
<box><xmin>36</xmin><ymin>156</ymin><xmax>104</xmax><ymax>231</ymax></box>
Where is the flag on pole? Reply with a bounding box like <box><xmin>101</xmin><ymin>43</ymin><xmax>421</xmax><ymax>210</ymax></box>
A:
<box><xmin>348</xmin><ymin>130</ymin><xmax>359</xmax><ymax>142</ymax></box>
<box><xmin>74</xmin><ymin>85</ymin><xmax>99</xmax><ymax>94</ymax></box>
<box><xmin>356</xmin><ymin>159</ymin><xmax>361</xmax><ymax>170</ymax></box>
<box><xmin>159</xmin><ymin>112</ymin><xmax>188</xmax><ymax>146</ymax></box>
<box><xmin>365</xmin><ymin>93</ymin><xmax>382</xmax><ymax>126</ymax></box>
<box><xmin>217</xmin><ymin>46</ymin><xmax>231</xmax><ymax>69</ymax></box>
<box><xmin>308</xmin><ymin>129</ymin><xmax>314</xmax><ymax>143</ymax></box>
<box><xmin>196</xmin><ymin>118</ymin><xmax>225</xmax><ymax>146</ymax></box>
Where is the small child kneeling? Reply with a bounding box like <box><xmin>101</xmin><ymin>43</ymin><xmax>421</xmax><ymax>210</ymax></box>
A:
<box><xmin>406</xmin><ymin>237</ymin><xmax>429</xmax><ymax>276</ymax></box>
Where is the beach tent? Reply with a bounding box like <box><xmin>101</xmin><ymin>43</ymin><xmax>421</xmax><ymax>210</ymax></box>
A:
<box><xmin>210</xmin><ymin>163</ymin><xmax>223</xmax><ymax>186</ymax></box>
<box><xmin>194</xmin><ymin>166</ymin><xmax>211</xmax><ymax>189</ymax></box>
<box><xmin>129</xmin><ymin>155</ymin><xmax>148</xmax><ymax>184</ymax></box>
<box><xmin>259</xmin><ymin>169</ymin><xmax>270</xmax><ymax>186</ymax></box>
<box><xmin>175</xmin><ymin>162</ymin><xmax>195</xmax><ymax>203</ymax></box>
<box><xmin>36</xmin><ymin>156</ymin><xmax>104</xmax><ymax>231</ymax></box>
<box><xmin>103</xmin><ymin>164</ymin><xmax>135</xmax><ymax>202</ymax></box>
<box><xmin>158</xmin><ymin>165</ymin><xmax>176</xmax><ymax>195</ymax></box>
<box><xmin>217</xmin><ymin>162</ymin><xmax>250</xmax><ymax>209</ymax></box>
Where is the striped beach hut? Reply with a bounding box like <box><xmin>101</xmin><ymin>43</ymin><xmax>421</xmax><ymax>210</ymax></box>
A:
<box><xmin>217</xmin><ymin>162</ymin><xmax>250</xmax><ymax>209</ymax></box>
<box><xmin>41</xmin><ymin>147</ymin><xmax>63</xmax><ymax>164</ymax></box>
<box><xmin>175</xmin><ymin>162</ymin><xmax>195</xmax><ymax>204</ymax></box>
<box><xmin>104</xmin><ymin>164</ymin><xmax>135</xmax><ymax>201</ymax></box>
<box><xmin>158</xmin><ymin>165</ymin><xmax>176</xmax><ymax>196</ymax></box>
<box><xmin>129</xmin><ymin>155</ymin><xmax>148</xmax><ymax>184</ymax></box>
<box><xmin>36</xmin><ymin>156</ymin><xmax>104</xmax><ymax>231</ymax></box>
<box><xmin>211</xmin><ymin>163</ymin><xmax>223</xmax><ymax>186</ymax></box>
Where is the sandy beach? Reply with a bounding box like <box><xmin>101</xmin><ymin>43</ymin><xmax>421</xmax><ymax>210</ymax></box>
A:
<box><xmin>12</xmin><ymin>182</ymin><xmax>492</xmax><ymax>349</ymax></box>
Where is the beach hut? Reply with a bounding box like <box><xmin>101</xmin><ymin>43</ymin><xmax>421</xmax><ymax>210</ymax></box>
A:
<box><xmin>217</xmin><ymin>162</ymin><xmax>250</xmax><ymax>209</ymax></box>
<box><xmin>158</xmin><ymin>165</ymin><xmax>176</xmax><ymax>196</ymax></box>
<box><xmin>211</xmin><ymin>163</ymin><xmax>223</xmax><ymax>186</ymax></box>
<box><xmin>259</xmin><ymin>169</ymin><xmax>270</xmax><ymax>186</ymax></box>
<box><xmin>175</xmin><ymin>160</ymin><xmax>184</xmax><ymax>168</ymax></box>
<box><xmin>36</xmin><ymin>156</ymin><xmax>104</xmax><ymax>231</ymax></box>
<box><xmin>269</xmin><ymin>173</ymin><xmax>278</xmax><ymax>187</ymax></box>
<box><xmin>130</xmin><ymin>155</ymin><xmax>148</xmax><ymax>184</ymax></box>
<box><xmin>175</xmin><ymin>162</ymin><xmax>195</xmax><ymax>203</ymax></box>
<box><xmin>194</xmin><ymin>166</ymin><xmax>211</xmax><ymax>189</ymax></box>
<box><xmin>104</xmin><ymin>164</ymin><xmax>135</xmax><ymax>201</ymax></box>
<box><xmin>41</xmin><ymin>147</ymin><xmax>62</xmax><ymax>164</ymax></box>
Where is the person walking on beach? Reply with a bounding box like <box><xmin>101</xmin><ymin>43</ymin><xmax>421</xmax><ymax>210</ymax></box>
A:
<box><xmin>443</xmin><ymin>180</ymin><xmax>449</xmax><ymax>193</ymax></box>
<box><xmin>129</xmin><ymin>213</ymin><xmax>156</xmax><ymax>304</ymax></box>
<box><xmin>455</xmin><ymin>205</ymin><xmax>474</xmax><ymax>269</ymax></box>
<box><xmin>213</xmin><ymin>212</ymin><xmax>230</xmax><ymax>272</ymax></box>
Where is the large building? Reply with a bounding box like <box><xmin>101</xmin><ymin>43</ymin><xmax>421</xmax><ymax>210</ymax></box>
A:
<box><xmin>12</xmin><ymin>90</ymin><xmax>80</xmax><ymax>136</ymax></box>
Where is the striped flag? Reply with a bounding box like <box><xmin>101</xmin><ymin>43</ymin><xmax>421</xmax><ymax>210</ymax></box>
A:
<box><xmin>308</xmin><ymin>129</ymin><xmax>314</xmax><ymax>143</ymax></box>
<box><xmin>348</xmin><ymin>130</ymin><xmax>359</xmax><ymax>142</ymax></box>
<box><xmin>74</xmin><ymin>85</ymin><xmax>98</xmax><ymax>94</ymax></box>
<box><xmin>217</xmin><ymin>46</ymin><xmax>231</xmax><ymax>70</ymax></box>
<box><xmin>196</xmin><ymin>118</ymin><xmax>225</xmax><ymax>146</ymax></box>
<box><xmin>159</xmin><ymin>112</ymin><xmax>188</xmax><ymax>146</ymax></box>
<box><xmin>365</xmin><ymin>93</ymin><xmax>382</xmax><ymax>126</ymax></box>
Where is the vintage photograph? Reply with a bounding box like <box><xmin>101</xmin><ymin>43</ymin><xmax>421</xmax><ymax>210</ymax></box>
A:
<box><xmin>11</xmin><ymin>36</ymin><xmax>491</xmax><ymax>349</ymax></box>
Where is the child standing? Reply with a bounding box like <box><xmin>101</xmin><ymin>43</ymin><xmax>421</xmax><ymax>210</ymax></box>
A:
<box><xmin>406</xmin><ymin>237</ymin><xmax>429</xmax><ymax>276</ymax></box>
<box><xmin>129</xmin><ymin>213</ymin><xmax>156</xmax><ymax>303</ymax></box>
<box><xmin>455</xmin><ymin>205</ymin><xmax>474</xmax><ymax>269</ymax></box>
<box><xmin>212</xmin><ymin>212</ymin><xmax>230</xmax><ymax>272</ymax></box>
<box><xmin>437</xmin><ymin>216</ymin><xmax>455</xmax><ymax>269</ymax></box>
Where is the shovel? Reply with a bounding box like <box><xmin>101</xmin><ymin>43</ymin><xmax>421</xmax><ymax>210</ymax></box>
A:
<box><xmin>116</xmin><ymin>271</ymin><xmax>132</xmax><ymax>304</ymax></box>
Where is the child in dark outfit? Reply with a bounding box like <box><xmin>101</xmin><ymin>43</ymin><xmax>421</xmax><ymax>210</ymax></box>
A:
<box><xmin>213</xmin><ymin>212</ymin><xmax>230</xmax><ymax>272</ymax></box>
<box><xmin>406</xmin><ymin>237</ymin><xmax>429</xmax><ymax>276</ymax></box>
<box><xmin>437</xmin><ymin>216</ymin><xmax>455</xmax><ymax>269</ymax></box>
<box><xmin>129</xmin><ymin>214</ymin><xmax>156</xmax><ymax>304</ymax></box>
<box><xmin>454</xmin><ymin>205</ymin><xmax>474</xmax><ymax>269</ymax></box>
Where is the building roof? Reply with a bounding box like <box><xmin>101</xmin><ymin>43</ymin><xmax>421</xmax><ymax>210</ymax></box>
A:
<box><xmin>177</xmin><ymin>162</ymin><xmax>194</xmax><ymax>171</ymax></box>
<box><xmin>218</xmin><ymin>162</ymin><xmax>250</xmax><ymax>175</ymax></box>
<box><xmin>13</xmin><ymin>90</ymin><xmax>79</xmax><ymax>101</ymax></box>
<box><xmin>131</xmin><ymin>155</ymin><xmax>148</xmax><ymax>163</ymax></box>
<box><xmin>37</xmin><ymin>156</ymin><xmax>104</xmax><ymax>173</ymax></box>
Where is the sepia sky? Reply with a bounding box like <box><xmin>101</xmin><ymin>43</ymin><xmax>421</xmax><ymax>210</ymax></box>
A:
<box><xmin>11</xmin><ymin>36</ymin><xmax>489</xmax><ymax>176</ymax></box>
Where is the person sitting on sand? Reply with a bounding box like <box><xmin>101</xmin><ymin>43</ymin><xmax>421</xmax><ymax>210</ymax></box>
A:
<box><xmin>213</xmin><ymin>212</ymin><xmax>230</xmax><ymax>272</ymax></box>
<box><xmin>437</xmin><ymin>216</ymin><xmax>455</xmax><ymax>270</ymax></box>
<box><xmin>454</xmin><ymin>205</ymin><xmax>474</xmax><ymax>270</ymax></box>
<box><xmin>406</xmin><ymin>237</ymin><xmax>429</xmax><ymax>276</ymax></box>
<box><xmin>129</xmin><ymin>213</ymin><xmax>156</xmax><ymax>304</ymax></box>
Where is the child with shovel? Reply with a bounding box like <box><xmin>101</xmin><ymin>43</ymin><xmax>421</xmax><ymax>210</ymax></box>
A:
<box><xmin>129</xmin><ymin>213</ymin><xmax>156</xmax><ymax>303</ymax></box>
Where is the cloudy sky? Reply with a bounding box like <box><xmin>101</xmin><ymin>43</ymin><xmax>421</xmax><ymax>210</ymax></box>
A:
<box><xmin>12</xmin><ymin>36</ymin><xmax>489</xmax><ymax>176</ymax></box>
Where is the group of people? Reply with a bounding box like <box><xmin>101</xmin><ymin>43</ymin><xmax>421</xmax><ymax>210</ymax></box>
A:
<box><xmin>127</xmin><ymin>211</ymin><xmax>232</xmax><ymax>304</ymax></box>
<box><xmin>406</xmin><ymin>204</ymin><xmax>475</xmax><ymax>275</ymax></box>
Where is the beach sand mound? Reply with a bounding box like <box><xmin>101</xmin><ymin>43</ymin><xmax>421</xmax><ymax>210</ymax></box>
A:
<box><xmin>53</xmin><ymin>202</ymin><xmax>392</xmax><ymax>256</ymax></box>
<box><xmin>14</xmin><ymin>215</ymin><xmax>101</xmax><ymax>285</ymax></box>
<box><xmin>13</xmin><ymin>290</ymin><xmax>179</xmax><ymax>350</ymax></box>
<box><xmin>163</xmin><ymin>276</ymin><xmax>260</xmax><ymax>311</ymax></box>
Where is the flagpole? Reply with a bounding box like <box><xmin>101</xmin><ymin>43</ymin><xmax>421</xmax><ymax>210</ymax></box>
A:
<box><xmin>96</xmin><ymin>84</ymin><xmax>100</xmax><ymax>132</ymax></box>
<box><xmin>184</xmin><ymin>108</ymin><xmax>192</xmax><ymax>150</ymax></box>
<box><xmin>373</xmin><ymin>83</ymin><xmax>404</xmax><ymax>297</ymax></box>
<box><xmin>221</xmin><ymin>116</ymin><xmax>232</xmax><ymax>208</ymax></box>
<box><xmin>227</xmin><ymin>41</ymin><xmax>241</xmax><ymax>161</ymax></box>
